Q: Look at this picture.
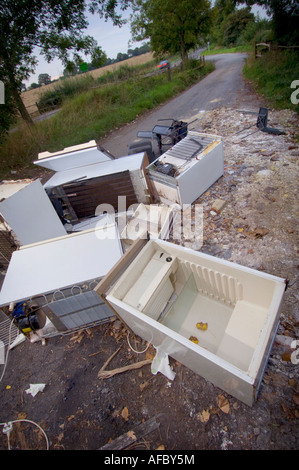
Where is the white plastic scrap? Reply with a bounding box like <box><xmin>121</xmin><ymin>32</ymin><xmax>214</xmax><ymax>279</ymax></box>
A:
<box><xmin>25</xmin><ymin>383</ymin><xmax>46</xmax><ymax>397</ymax></box>
<box><xmin>151</xmin><ymin>348</ymin><xmax>176</xmax><ymax>381</ymax></box>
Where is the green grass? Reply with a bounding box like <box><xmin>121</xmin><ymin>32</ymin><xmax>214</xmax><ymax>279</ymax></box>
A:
<box><xmin>243</xmin><ymin>49</ymin><xmax>299</xmax><ymax>114</ymax></box>
<box><xmin>0</xmin><ymin>59</ymin><xmax>215</xmax><ymax>179</ymax></box>
<box><xmin>37</xmin><ymin>61</ymin><xmax>158</xmax><ymax>112</ymax></box>
<box><xmin>202</xmin><ymin>45</ymin><xmax>251</xmax><ymax>56</ymax></box>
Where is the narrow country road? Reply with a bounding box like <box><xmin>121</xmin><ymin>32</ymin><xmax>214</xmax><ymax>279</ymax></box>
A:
<box><xmin>99</xmin><ymin>52</ymin><xmax>262</xmax><ymax>157</ymax></box>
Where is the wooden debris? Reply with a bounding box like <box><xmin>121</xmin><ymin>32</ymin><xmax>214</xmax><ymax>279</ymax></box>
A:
<box><xmin>98</xmin><ymin>359</ymin><xmax>152</xmax><ymax>379</ymax></box>
<box><xmin>99</xmin><ymin>347</ymin><xmax>121</xmax><ymax>372</ymax></box>
<box><xmin>99</xmin><ymin>416</ymin><xmax>160</xmax><ymax>450</ymax></box>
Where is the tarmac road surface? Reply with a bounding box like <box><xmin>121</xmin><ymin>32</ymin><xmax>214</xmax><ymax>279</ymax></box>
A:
<box><xmin>98</xmin><ymin>52</ymin><xmax>258</xmax><ymax>157</ymax></box>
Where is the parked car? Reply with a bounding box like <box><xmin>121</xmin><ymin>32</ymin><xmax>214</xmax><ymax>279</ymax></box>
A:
<box><xmin>158</xmin><ymin>60</ymin><xmax>169</xmax><ymax>69</ymax></box>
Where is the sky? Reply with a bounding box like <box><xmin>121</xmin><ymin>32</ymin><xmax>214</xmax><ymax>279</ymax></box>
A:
<box><xmin>25</xmin><ymin>4</ymin><xmax>268</xmax><ymax>86</ymax></box>
<box><xmin>25</xmin><ymin>9</ymin><xmax>139</xmax><ymax>85</ymax></box>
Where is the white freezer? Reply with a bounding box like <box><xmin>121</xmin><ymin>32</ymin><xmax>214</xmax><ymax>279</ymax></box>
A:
<box><xmin>42</xmin><ymin>152</ymin><xmax>147</xmax><ymax>190</ymax></box>
<box><xmin>120</xmin><ymin>203</ymin><xmax>176</xmax><ymax>246</ymax></box>
<box><xmin>34</xmin><ymin>140</ymin><xmax>112</xmax><ymax>171</ymax></box>
<box><xmin>0</xmin><ymin>179</ymin><xmax>67</xmax><ymax>245</ymax></box>
<box><xmin>40</xmin><ymin>152</ymin><xmax>150</xmax><ymax>223</ymax></box>
<box><xmin>0</xmin><ymin>224</ymin><xmax>123</xmax><ymax>308</ymax></box>
<box><xmin>95</xmin><ymin>238</ymin><xmax>286</xmax><ymax>406</ymax></box>
<box><xmin>146</xmin><ymin>131</ymin><xmax>223</xmax><ymax>206</ymax></box>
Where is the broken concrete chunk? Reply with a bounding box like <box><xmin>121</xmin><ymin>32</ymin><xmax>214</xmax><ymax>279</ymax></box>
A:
<box><xmin>211</xmin><ymin>199</ymin><xmax>227</xmax><ymax>214</ymax></box>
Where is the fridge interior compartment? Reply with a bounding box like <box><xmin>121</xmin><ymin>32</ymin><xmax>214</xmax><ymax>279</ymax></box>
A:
<box><xmin>106</xmin><ymin>239</ymin><xmax>285</xmax><ymax>380</ymax></box>
<box><xmin>120</xmin><ymin>203</ymin><xmax>175</xmax><ymax>245</ymax></box>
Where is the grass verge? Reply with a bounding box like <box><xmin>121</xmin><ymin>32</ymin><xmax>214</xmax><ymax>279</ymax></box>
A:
<box><xmin>37</xmin><ymin>61</ymin><xmax>158</xmax><ymax>112</ymax></box>
<box><xmin>202</xmin><ymin>45</ymin><xmax>251</xmax><ymax>55</ymax></box>
<box><xmin>243</xmin><ymin>49</ymin><xmax>299</xmax><ymax>114</ymax></box>
<box><xmin>0</xmin><ymin>59</ymin><xmax>215</xmax><ymax>179</ymax></box>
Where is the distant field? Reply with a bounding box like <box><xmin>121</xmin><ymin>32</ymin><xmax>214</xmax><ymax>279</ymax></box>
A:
<box><xmin>21</xmin><ymin>52</ymin><xmax>155</xmax><ymax>116</ymax></box>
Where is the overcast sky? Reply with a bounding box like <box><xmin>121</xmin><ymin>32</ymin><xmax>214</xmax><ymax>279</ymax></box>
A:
<box><xmin>25</xmin><ymin>9</ymin><xmax>138</xmax><ymax>85</ymax></box>
<box><xmin>25</xmin><ymin>4</ymin><xmax>268</xmax><ymax>86</ymax></box>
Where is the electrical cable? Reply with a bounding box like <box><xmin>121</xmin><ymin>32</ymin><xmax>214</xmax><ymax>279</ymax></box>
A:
<box><xmin>0</xmin><ymin>419</ymin><xmax>49</xmax><ymax>450</ymax></box>
<box><xmin>127</xmin><ymin>331</ymin><xmax>150</xmax><ymax>354</ymax></box>
<box><xmin>1</xmin><ymin>321</ymin><xmax>49</xmax><ymax>450</ymax></box>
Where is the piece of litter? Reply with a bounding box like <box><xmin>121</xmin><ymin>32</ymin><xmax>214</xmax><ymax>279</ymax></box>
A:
<box><xmin>25</xmin><ymin>383</ymin><xmax>46</xmax><ymax>397</ymax></box>
<box><xmin>189</xmin><ymin>336</ymin><xmax>199</xmax><ymax>344</ymax></box>
<box><xmin>151</xmin><ymin>348</ymin><xmax>176</xmax><ymax>381</ymax></box>
<box><xmin>196</xmin><ymin>322</ymin><xmax>208</xmax><ymax>331</ymax></box>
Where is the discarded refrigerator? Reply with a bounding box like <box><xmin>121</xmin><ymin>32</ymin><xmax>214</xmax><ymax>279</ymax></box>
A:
<box><xmin>120</xmin><ymin>203</ymin><xmax>176</xmax><ymax>248</ymax></box>
<box><xmin>0</xmin><ymin>224</ymin><xmax>123</xmax><ymax>336</ymax></box>
<box><xmin>95</xmin><ymin>238</ymin><xmax>286</xmax><ymax>406</ymax></box>
<box><xmin>35</xmin><ymin>144</ymin><xmax>151</xmax><ymax>223</ymax></box>
<box><xmin>0</xmin><ymin>179</ymin><xmax>67</xmax><ymax>246</ymax></box>
<box><xmin>35</xmin><ymin>140</ymin><xmax>113</xmax><ymax>171</ymax></box>
<box><xmin>146</xmin><ymin>131</ymin><xmax>223</xmax><ymax>206</ymax></box>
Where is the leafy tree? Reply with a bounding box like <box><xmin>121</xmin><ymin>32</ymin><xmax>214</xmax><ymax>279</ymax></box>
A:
<box><xmin>63</xmin><ymin>62</ymin><xmax>80</xmax><ymax>76</ymax></box>
<box><xmin>29</xmin><ymin>83</ymin><xmax>41</xmax><ymax>89</ymax></box>
<box><xmin>131</xmin><ymin>0</ymin><xmax>213</xmax><ymax>65</ymax></box>
<box><xmin>223</xmin><ymin>7</ymin><xmax>255</xmax><ymax>46</ymax></box>
<box><xmin>0</xmin><ymin>0</ymin><xmax>131</xmax><ymax>128</ymax></box>
<box><xmin>127</xmin><ymin>43</ymin><xmax>150</xmax><ymax>56</ymax></box>
<box><xmin>237</xmin><ymin>17</ymin><xmax>273</xmax><ymax>45</ymax></box>
<box><xmin>235</xmin><ymin>1</ymin><xmax>299</xmax><ymax>45</ymax></box>
<box><xmin>90</xmin><ymin>46</ymin><xmax>107</xmax><ymax>68</ymax></box>
<box><xmin>116</xmin><ymin>52</ymin><xmax>129</xmax><ymax>61</ymax></box>
<box><xmin>209</xmin><ymin>0</ymin><xmax>236</xmax><ymax>45</ymax></box>
<box><xmin>38</xmin><ymin>73</ymin><xmax>52</xmax><ymax>86</ymax></box>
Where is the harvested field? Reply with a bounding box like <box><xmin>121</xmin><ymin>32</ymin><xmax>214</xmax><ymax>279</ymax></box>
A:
<box><xmin>21</xmin><ymin>52</ymin><xmax>155</xmax><ymax>117</ymax></box>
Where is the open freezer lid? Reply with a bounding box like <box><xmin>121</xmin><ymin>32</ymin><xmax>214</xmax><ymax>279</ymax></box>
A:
<box><xmin>0</xmin><ymin>179</ymin><xmax>67</xmax><ymax>245</ymax></box>
<box><xmin>0</xmin><ymin>224</ymin><xmax>123</xmax><ymax>307</ymax></box>
<box><xmin>43</xmin><ymin>152</ymin><xmax>146</xmax><ymax>189</ymax></box>
<box><xmin>34</xmin><ymin>140</ymin><xmax>112</xmax><ymax>171</ymax></box>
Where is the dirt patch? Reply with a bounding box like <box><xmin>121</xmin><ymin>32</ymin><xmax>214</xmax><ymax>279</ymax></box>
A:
<box><xmin>0</xmin><ymin>106</ymin><xmax>298</xmax><ymax>452</ymax></box>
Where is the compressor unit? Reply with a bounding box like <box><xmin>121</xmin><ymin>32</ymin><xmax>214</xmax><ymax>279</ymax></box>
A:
<box><xmin>11</xmin><ymin>302</ymin><xmax>46</xmax><ymax>336</ymax></box>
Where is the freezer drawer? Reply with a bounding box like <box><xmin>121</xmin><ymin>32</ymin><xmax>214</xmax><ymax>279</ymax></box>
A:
<box><xmin>146</xmin><ymin>132</ymin><xmax>224</xmax><ymax>206</ymax></box>
<box><xmin>95</xmin><ymin>238</ymin><xmax>286</xmax><ymax>406</ymax></box>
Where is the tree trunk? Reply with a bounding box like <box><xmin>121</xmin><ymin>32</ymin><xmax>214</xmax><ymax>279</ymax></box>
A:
<box><xmin>180</xmin><ymin>35</ymin><xmax>188</xmax><ymax>69</ymax></box>
<box><xmin>11</xmin><ymin>85</ymin><xmax>34</xmax><ymax>126</ymax></box>
<box><xmin>4</xmin><ymin>59</ymin><xmax>34</xmax><ymax>126</ymax></box>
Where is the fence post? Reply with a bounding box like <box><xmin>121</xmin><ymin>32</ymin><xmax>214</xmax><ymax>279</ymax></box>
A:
<box><xmin>167</xmin><ymin>63</ymin><xmax>171</xmax><ymax>82</ymax></box>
